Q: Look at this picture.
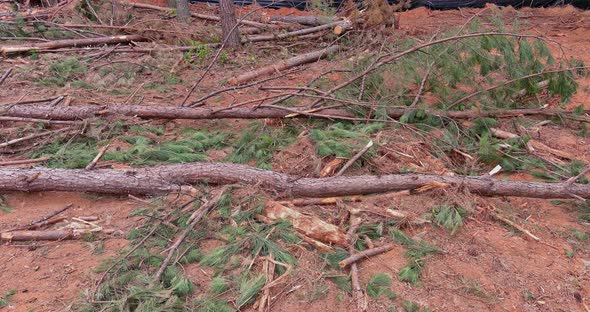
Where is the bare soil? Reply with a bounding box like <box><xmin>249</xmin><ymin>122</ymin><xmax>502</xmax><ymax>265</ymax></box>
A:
<box><xmin>1</xmin><ymin>3</ymin><xmax>590</xmax><ymax>312</ymax></box>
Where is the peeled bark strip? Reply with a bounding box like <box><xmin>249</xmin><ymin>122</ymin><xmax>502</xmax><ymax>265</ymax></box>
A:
<box><xmin>228</xmin><ymin>45</ymin><xmax>339</xmax><ymax>86</ymax></box>
<box><xmin>0</xmin><ymin>35</ymin><xmax>145</xmax><ymax>54</ymax></box>
<box><xmin>0</xmin><ymin>162</ymin><xmax>589</xmax><ymax>199</ymax></box>
<box><xmin>260</xmin><ymin>201</ymin><xmax>348</xmax><ymax>247</ymax></box>
<box><xmin>1</xmin><ymin>229</ymin><xmax>75</xmax><ymax>241</ymax></box>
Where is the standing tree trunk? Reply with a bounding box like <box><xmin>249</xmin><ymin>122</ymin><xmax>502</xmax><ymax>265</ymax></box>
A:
<box><xmin>175</xmin><ymin>0</ymin><xmax>190</xmax><ymax>23</ymax></box>
<box><xmin>219</xmin><ymin>0</ymin><xmax>240</xmax><ymax>47</ymax></box>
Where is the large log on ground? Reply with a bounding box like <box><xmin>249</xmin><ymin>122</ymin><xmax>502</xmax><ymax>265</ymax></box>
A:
<box><xmin>0</xmin><ymin>35</ymin><xmax>146</xmax><ymax>54</ymax></box>
<box><xmin>0</xmin><ymin>162</ymin><xmax>589</xmax><ymax>199</ymax></box>
<box><xmin>1</xmin><ymin>104</ymin><xmax>587</xmax><ymax>122</ymax></box>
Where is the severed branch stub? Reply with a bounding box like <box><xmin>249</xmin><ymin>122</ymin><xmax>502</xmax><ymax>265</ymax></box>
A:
<box><xmin>85</xmin><ymin>144</ymin><xmax>110</xmax><ymax>170</ymax></box>
<box><xmin>335</xmin><ymin>140</ymin><xmax>373</xmax><ymax>177</ymax></box>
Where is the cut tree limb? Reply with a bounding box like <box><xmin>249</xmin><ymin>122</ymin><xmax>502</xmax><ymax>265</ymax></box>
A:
<box><xmin>1</xmin><ymin>229</ymin><xmax>75</xmax><ymax>241</ymax></box>
<box><xmin>228</xmin><ymin>45</ymin><xmax>339</xmax><ymax>86</ymax></box>
<box><xmin>339</xmin><ymin>243</ymin><xmax>396</xmax><ymax>268</ymax></box>
<box><xmin>0</xmin><ymin>35</ymin><xmax>145</xmax><ymax>54</ymax></box>
<box><xmin>1</xmin><ymin>162</ymin><xmax>590</xmax><ymax>199</ymax></box>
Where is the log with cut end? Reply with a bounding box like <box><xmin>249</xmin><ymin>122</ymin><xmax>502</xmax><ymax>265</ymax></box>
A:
<box><xmin>0</xmin><ymin>162</ymin><xmax>589</xmax><ymax>199</ymax></box>
<box><xmin>228</xmin><ymin>45</ymin><xmax>339</xmax><ymax>86</ymax></box>
<box><xmin>1</xmin><ymin>229</ymin><xmax>75</xmax><ymax>241</ymax></box>
<box><xmin>0</xmin><ymin>35</ymin><xmax>146</xmax><ymax>54</ymax></box>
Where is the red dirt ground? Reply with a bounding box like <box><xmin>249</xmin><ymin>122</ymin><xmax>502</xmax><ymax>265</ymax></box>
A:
<box><xmin>1</xmin><ymin>3</ymin><xmax>590</xmax><ymax>312</ymax></box>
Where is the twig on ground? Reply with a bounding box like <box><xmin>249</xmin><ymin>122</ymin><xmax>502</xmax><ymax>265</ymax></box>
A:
<box><xmin>0</xmin><ymin>127</ymin><xmax>72</xmax><ymax>149</ymax></box>
<box><xmin>189</xmin><ymin>68</ymin><xmax>301</xmax><ymax>106</ymax></box>
<box><xmin>409</xmin><ymin>62</ymin><xmax>434</xmax><ymax>107</ymax></box>
<box><xmin>489</xmin><ymin>207</ymin><xmax>540</xmax><ymax>241</ymax></box>
<box><xmin>335</xmin><ymin>140</ymin><xmax>373</xmax><ymax>177</ymax></box>
<box><xmin>0</xmin><ymin>68</ymin><xmax>13</xmax><ymax>86</ymax></box>
<box><xmin>0</xmin><ymin>157</ymin><xmax>50</xmax><ymax>166</ymax></box>
<box><xmin>3</xmin><ymin>203</ymin><xmax>72</xmax><ymax>233</ymax></box>
<box><xmin>339</xmin><ymin>243</ymin><xmax>396</xmax><ymax>268</ymax></box>
<box><xmin>347</xmin><ymin>215</ymin><xmax>367</xmax><ymax>311</ymax></box>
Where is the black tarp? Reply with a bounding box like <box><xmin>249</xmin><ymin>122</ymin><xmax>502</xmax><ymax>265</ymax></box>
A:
<box><xmin>189</xmin><ymin>0</ymin><xmax>589</xmax><ymax>10</ymax></box>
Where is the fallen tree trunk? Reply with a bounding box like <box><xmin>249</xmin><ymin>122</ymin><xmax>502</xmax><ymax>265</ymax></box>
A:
<box><xmin>2</xmin><ymin>104</ymin><xmax>586</xmax><ymax>123</ymax></box>
<box><xmin>0</xmin><ymin>35</ymin><xmax>145</xmax><ymax>54</ymax></box>
<box><xmin>228</xmin><ymin>45</ymin><xmax>340</xmax><ymax>86</ymax></box>
<box><xmin>0</xmin><ymin>162</ymin><xmax>589</xmax><ymax>199</ymax></box>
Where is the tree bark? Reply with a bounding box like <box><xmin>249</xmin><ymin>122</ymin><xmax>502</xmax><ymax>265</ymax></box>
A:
<box><xmin>219</xmin><ymin>0</ymin><xmax>240</xmax><ymax>47</ymax></box>
<box><xmin>1</xmin><ymin>229</ymin><xmax>75</xmax><ymax>241</ymax></box>
<box><xmin>0</xmin><ymin>162</ymin><xmax>589</xmax><ymax>199</ymax></box>
<box><xmin>0</xmin><ymin>35</ymin><xmax>145</xmax><ymax>54</ymax></box>
<box><xmin>0</xmin><ymin>104</ymin><xmax>353</xmax><ymax>120</ymax></box>
<box><xmin>228</xmin><ymin>45</ymin><xmax>339</xmax><ymax>86</ymax></box>
<box><xmin>175</xmin><ymin>0</ymin><xmax>191</xmax><ymax>24</ymax></box>
<box><xmin>2</xmin><ymin>104</ymin><xmax>586</xmax><ymax>123</ymax></box>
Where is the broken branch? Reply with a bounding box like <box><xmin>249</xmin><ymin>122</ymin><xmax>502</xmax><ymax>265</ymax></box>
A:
<box><xmin>339</xmin><ymin>243</ymin><xmax>396</xmax><ymax>268</ymax></box>
<box><xmin>0</xmin><ymin>35</ymin><xmax>146</xmax><ymax>54</ymax></box>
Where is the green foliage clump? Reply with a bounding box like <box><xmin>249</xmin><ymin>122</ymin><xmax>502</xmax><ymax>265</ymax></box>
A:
<box><xmin>106</xmin><ymin>130</ymin><xmax>228</xmax><ymax>166</ymax></box>
<box><xmin>0</xmin><ymin>290</ymin><xmax>16</xmax><ymax>308</ymax></box>
<box><xmin>366</xmin><ymin>273</ymin><xmax>396</xmax><ymax>299</ymax></box>
<box><xmin>432</xmin><ymin>204</ymin><xmax>466</xmax><ymax>234</ymax></box>
<box><xmin>228</xmin><ymin>122</ymin><xmax>297</xmax><ymax>169</ymax></box>
<box><xmin>236</xmin><ymin>274</ymin><xmax>266</xmax><ymax>308</ymax></box>
<box><xmin>38</xmin><ymin>57</ymin><xmax>87</xmax><ymax>87</ymax></box>
<box><xmin>0</xmin><ymin>196</ymin><xmax>12</xmax><ymax>213</ymax></box>
<box><xmin>184</xmin><ymin>41</ymin><xmax>212</xmax><ymax>64</ymax></box>
<box><xmin>310</xmin><ymin>122</ymin><xmax>383</xmax><ymax>158</ymax></box>
<box><xmin>391</xmin><ymin>229</ymin><xmax>439</xmax><ymax>285</ymax></box>
<box><xmin>32</xmin><ymin>139</ymin><xmax>101</xmax><ymax>169</ymax></box>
